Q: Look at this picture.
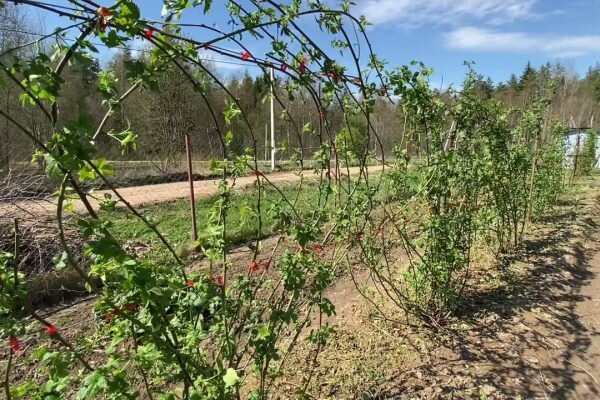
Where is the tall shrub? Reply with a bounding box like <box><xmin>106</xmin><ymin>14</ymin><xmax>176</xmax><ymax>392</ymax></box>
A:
<box><xmin>580</xmin><ymin>129</ymin><xmax>598</xmax><ymax>175</ymax></box>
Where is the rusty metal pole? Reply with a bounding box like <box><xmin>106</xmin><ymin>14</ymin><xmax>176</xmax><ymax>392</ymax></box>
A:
<box><xmin>185</xmin><ymin>134</ymin><xmax>198</xmax><ymax>241</ymax></box>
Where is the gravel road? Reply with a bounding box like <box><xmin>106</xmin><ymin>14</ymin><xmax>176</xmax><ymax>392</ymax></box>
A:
<box><xmin>1</xmin><ymin>166</ymin><xmax>376</xmax><ymax>219</ymax></box>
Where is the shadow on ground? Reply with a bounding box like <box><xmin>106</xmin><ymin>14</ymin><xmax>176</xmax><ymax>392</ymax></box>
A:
<box><xmin>371</xmin><ymin>191</ymin><xmax>600</xmax><ymax>399</ymax></box>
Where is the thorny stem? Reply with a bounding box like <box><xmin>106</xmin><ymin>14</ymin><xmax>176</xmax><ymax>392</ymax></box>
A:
<box><xmin>1</xmin><ymin>0</ymin><xmax>561</xmax><ymax>396</ymax></box>
<box><xmin>92</xmin><ymin>82</ymin><xmax>142</xmax><ymax>141</ymax></box>
<box><xmin>3</xmin><ymin>219</ymin><xmax>21</xmax><ymax>400</ymax></box>
<box><xmin>83</xmin><ymin>159</ymin><xmax>189</xmax><ymax>281</ymax></box>
<box><xmin>4</xmin><ymin>352</ymin><xmax>12</xmax><ymax>400</ymax></box>
<box><xmin>57</xmin><ymin>174</ymin><xmax>97</xmax><ymax>289</ymax></box>
<box><xmin>0</xmin><ymin>60</ymin><xmax>53</xmax><ymax>122</ymax></box>
<box><xmin>51</xmin><ymin>23</ymin><xmax>94</xmax><ymax>125</ymax></box>
<box><xmin>28</xmin><ymin>309</ymin><xmax>95</xmax><ymax>371</ymax></box>
<box><xmin>129</xmin><ymin>323</ymin><xmax>155</xmax><ymax>400</ymax></box>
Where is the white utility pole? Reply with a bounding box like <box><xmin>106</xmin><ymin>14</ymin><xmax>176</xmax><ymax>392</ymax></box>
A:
<box><xmin>270</xmin><ymin>66</ymin><xmax>276</xmax><ymax>170</ymax></box>
<box><xmin>264</xmin><ymin>124</ymin><xmax>268</xmax><ymax>161</ymax></box>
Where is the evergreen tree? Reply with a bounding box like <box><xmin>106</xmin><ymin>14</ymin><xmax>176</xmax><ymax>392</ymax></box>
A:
<box><xmin>585</xmin><ymin>64</ymin><xmax>600</xmax><ymax>102</ymax></box>
<box><xmin>507</xmin><ymin>74</ymin><xmax>519</xmax><ymax>90</ymax></box>
<box><xmin>580</xmin><ymin>129</ymin><xmax>598</xmax><ymax>175</ymax></box>
<box><xmin>520</xmin><ymin>61</ymin><xmax>537</xmax><ymax>85</ymax></box>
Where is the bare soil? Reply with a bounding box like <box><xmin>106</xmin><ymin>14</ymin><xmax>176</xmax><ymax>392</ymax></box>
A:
<box><xmin>3</xmin><ymin>180</ymin><xmax>600</xmax><ymax>399</ymax></box>
<box><xmin>276</xmin><ymin>182</ymin><xmax>600</xmax><ymax>399</ymax></box>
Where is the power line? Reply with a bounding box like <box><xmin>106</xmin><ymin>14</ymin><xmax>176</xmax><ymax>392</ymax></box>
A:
<box><xmin>19</xmin><ymin>0</ymin><xmax>89</xmax><ymax>13</ymax></box>
<box><xmin>0</xmin><ymin>26</ymin><xmax>261</xmax><ymax>68</ymax></box>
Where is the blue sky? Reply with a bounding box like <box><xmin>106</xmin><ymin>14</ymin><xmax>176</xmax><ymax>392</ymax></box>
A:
<box><xmin>38</xmin><ymin>0</ymin><xmax>600</xmax><ymax>87</ymax></box>
<box><xmin>357</xmin><ymin>0</ymin><xmax>600</xmax><ymax>87</ymax></box>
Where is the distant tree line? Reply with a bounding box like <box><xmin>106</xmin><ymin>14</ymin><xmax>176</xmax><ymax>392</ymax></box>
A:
<box><xmin>2</xmin><ymin>3</ymin><xmax>600</xmax><ymax>172</ymax></box>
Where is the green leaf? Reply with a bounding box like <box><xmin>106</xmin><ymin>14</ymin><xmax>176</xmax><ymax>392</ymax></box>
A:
<box><xmin>203</xmin><ymin>0</ymin><xmax>213</xmax><ymax>13</ymax></box>
<box><xmin>33</xmin><ymin>346</ymin><xmax>49</xmax><ymax>360</ymax></box>
<box><xmin>257</xmin><ymin>324</ymin><xmax>270</xmax><ymax>340</ymax></box>
<box><xmin>53</xmin><ymin>251</ymin><xmax>69</xmax><ymax>271</ymax></box>
<box><xmin>78</xmin><ymin>164</ymin><xmax>96</xmax><ymax>182</ymax></box>
<box><xmin>222</xmin><ymin>368</ymin><xmax>239</xmax><ymax>388</ymax></box>
<box><xmin>77</xmin><ymin>371</ymin><xmax>108</xmax><ymax>399</ymax></box>
<box><xmin>224</xmin><ymin>130</ymin><xmax>234</xmax><ymax>146</ymax></box>
<box><xmin>108</xmin><ymin>129</ymin><xmax>137</xmax><ymax>154</ymax></box>
<box><xmin>94</xmin><ymin>158</ymin><xmax>115</xmax><ymax>177</ymax></box>
<box><xmin>99</xmin><ymin>194</ymin><xmax>117</xmax><ymax>212</ymax></box>
<box><xmin>45</xmin><ymin>154</ymin><xmax>62</xmax><ymax>179</ymax></box>
<box><xmin>100</xmin><ymin>30</ymin><xmax>127</xmax><ymax>48</ymax></box>
<box><xmin>19</xmin><ymin>92</ymin><xmax>36</xmax><ymax>106</ymax></box>
<box><xmin>121</xmin><ymin>1</ymin><xmax>140</xmax><ymax>20</ymax></box>
<box><xmin>302</xmin><ymin>122</ymin><xmax>313</xmax><ymax>135</ymax></box>
<box><xmin>189</xmin><ymin>389</ymin><xmax>202</xmax><ymax>400</ymax></box>
<box><xmin>223</xmin><ymin>101</ymin><xmax>241</xmax><ymax>126</ymax></box>
<box><xmin>238</xmin><ymin>202</ymin><xmax>252</xmax><ymax>224</ymax></box>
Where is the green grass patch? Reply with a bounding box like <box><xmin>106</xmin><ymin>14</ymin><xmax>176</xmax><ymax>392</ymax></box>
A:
<box><xmin>101</xmin><ymin>181</ymin><xmax>327</xmax><ymax>264</ymax></box>
<box><xmin>100</xmin><ymin>168</ymin><xmax>404</xmax><ymax>265</ymax></box>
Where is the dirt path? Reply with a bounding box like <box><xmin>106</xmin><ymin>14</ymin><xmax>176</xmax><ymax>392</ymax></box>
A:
<box><xmin>372</xmin><ymin>184</ymin><xmax>600</xmax><ymax>399</ymax></box>
<box><xmin>274</xmin><ymin>182</ymin><xmax>600</xmax><ymax>399</ymax></box>
<box><xmin>1</xmin><ymin>166</ymin><xmax>375</xmax><ymax>219</ymax></box>
<box><xmin>514</xmin><ymin>191</ymin><xmax>600</xmax><ymax>400</ymax></box>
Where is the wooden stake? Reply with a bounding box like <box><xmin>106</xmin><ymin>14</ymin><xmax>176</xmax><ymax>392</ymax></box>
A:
<box><xmin>185</xmin><ymin>134</ymin><xmax>198</xmax><ymax>241</ymax></box>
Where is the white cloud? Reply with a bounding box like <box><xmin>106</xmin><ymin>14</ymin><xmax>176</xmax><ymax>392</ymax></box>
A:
<box><xmin>356</xmin><ymin>0</ymin><xmax>537</xmax><ymax>27</ymax></box>
<box><xmin>446</xmin><ymin>27</ymin><xmax>600</xmax><ymax>57</ymax></box>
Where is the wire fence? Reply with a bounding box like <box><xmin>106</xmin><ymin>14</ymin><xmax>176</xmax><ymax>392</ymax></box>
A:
<box><xmin>565</xmin><ymin>128</ymin><xmax>600</xmax><ymax>180</ymax></box>
<box><xmin>0</xmin><ymin>116</ymin><xmax>586</xmax><ymax>307</ymax></box>
<box><xmin>0</xmin><ymin>131</ymin><xmax>311</xmax><ymax>204</ymax></box>
<box><xmin>0</xmin><ymin>127</ymin><xmax>321</xmax><ymax>304</ymax></box>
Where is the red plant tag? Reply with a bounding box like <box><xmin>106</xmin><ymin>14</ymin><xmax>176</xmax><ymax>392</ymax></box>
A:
<box><xmin>9</xmin><ymin>336</ymin><xmax>20</xmax><ymax>353</ymax></box>
<box><xmin>46</xmin><ymin>325</ymin><xmax>58</xmax><ymax>336</ymax></box>
<box><xmin>312</xmin><ymin>244</ymin><xmax>324</xmax><ymax>254</ymax></box>
<box><xmin>249</xmin><ymin>262</ymin><xmax>260</xmax><ymax>272</ymax></box>
<box><xmin>98</xmin><ymin>7</ymin><xmax>110</xmax><ymax>17</ymax></box>
<box><xmin>145</xmin><ymin>27</ymin><xmax>154</xmax><ymax>39</ymax></box>
<box><xmin>299</xmin><ymin>57</ymin><xmax>307</xmax><ymax>73</ymax></box>
<box><xmin>97</xmin><ymin>7</ymin><xmax>110</xmax><ymax>32</ymax></box>
<box><xmin>123</xmin><ymin>302</ymin><xmax>137</xmax><ymax>312</ymax></box>
<box><xmin>241</xmin><ymin>51</ymin><xmax>251</xmax><ymax>61</ymax></box>
<box><xmin>211</xmin><ymin>275</ymin><xmax>225</xmax><ymax>288</ymax></box>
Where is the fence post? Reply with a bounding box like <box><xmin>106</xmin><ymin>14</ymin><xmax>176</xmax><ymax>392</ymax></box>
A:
<box><xmin>571</xmin><ymin>130</ymin><xmax>582</xmax><ymax>185</ymax></box>
<box><xmin>185</xmin><ymin>134</ymin><xmax>198</xmax><ymax>242</ymax></box>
